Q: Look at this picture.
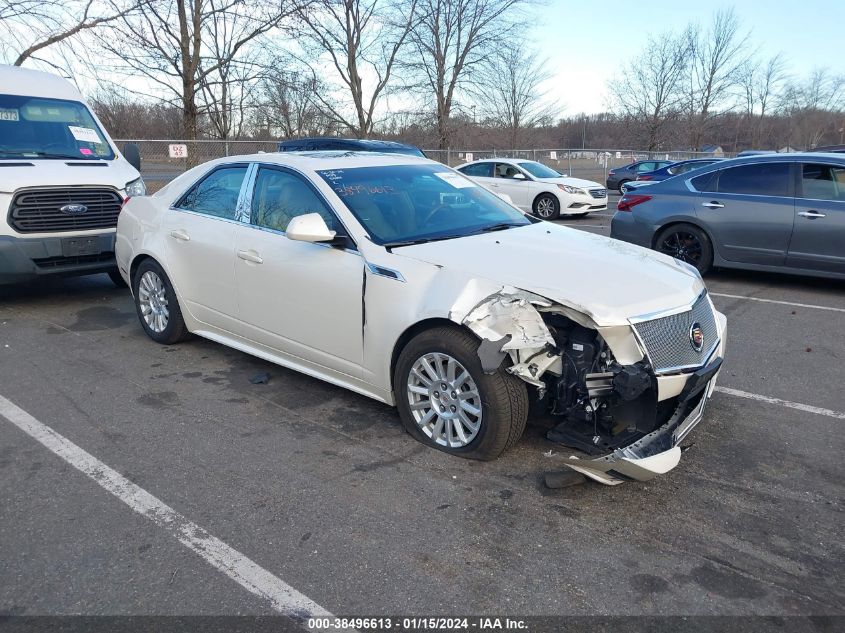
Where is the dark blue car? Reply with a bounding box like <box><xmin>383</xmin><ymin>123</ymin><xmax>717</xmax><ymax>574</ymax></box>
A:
<box><xmin>635</xmin><ymin>158</ymin><xmax>725</xmax><ymax>183</ymax></box>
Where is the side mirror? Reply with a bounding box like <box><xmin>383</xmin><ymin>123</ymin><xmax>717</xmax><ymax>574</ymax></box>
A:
<box><xmin>286</xmin><ymin>213</ymin><xmax>337</xmax><ymax>243</ymax></box>
<box><xmin>123</xmin><ymin>142</ymin><xmax>141</xmax><ymax>172</ymax></box>
<box><xmin>512</xmin><ymin>172</ymin><xmax>526</xmax><ymax>180</ymax></box>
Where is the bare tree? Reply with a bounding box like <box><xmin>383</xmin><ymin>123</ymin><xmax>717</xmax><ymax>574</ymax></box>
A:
<box><xmin>102</xmin><ymin>0</ymin><xmax>300</xmax><ymax>140</ymax></box>
<box><xmin>254</xmin><ymin>65</ymin><xmax>337</xmax><ymax>138</ymax></box>
<box><xmin>477</xmin><ymin>44</ymin><xmax>559</xmax><ymax>147</ymax></box>
<box><xmin>683</xmin><ymin>8</ymin><xmax>750</xmax><ymax>150</ymax></box>
<box><xmin>0</xmin><ymin>0</ymin><xmax>144</xmax><ymax>67</ymax></box>
<box><xmin>781</xmin><ymin>68</ymin><xmax>845</xmax><ymax>149</ymax></box>
<box><xmin>292</xmin><ymin>0</ymin><xmax>417</xmax><ymax>138</ymax></box>
<box><xmin>608</xmin><ymin>30</ymin><xmax>692</xmax><ymax>151</ymax></box>
<box><xmin>405</xmin><ymin>0</ymin><xmax>527</xmax><ymax>150</ymax></box>
<box><xmin>739</xmin><ymin>53</ymin><xmax>787</xmax><ymax>148</ymax></box>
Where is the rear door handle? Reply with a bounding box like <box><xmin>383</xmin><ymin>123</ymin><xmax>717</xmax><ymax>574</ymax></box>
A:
<box><xmin>701</xmin><ymin>201</ymin><xmax>724</xmax><ymax>209</ymax></box>
<box><xmin>237</xmin><ymin>249</ymin><xmax>263</xmax><ymax>264</ymax></box>
<box><xmin>169</xmin><ymin>230</ymin><xmax>190</xmax><ymax>241</ymax></box>
<box><xmin>798</xmin><ymin>210</ymin><xmax>826</xmax><ymax>219</ymax></box>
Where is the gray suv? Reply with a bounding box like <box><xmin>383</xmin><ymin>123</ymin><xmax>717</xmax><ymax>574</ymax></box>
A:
<box><xmin>610</xmin><ymin>153</ymin><xmax>845</xmax><ymax>279</ymax></box>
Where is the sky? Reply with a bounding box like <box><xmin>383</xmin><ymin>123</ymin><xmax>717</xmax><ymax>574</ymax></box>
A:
<box><xmin>533</xmin><ymin>0</ymin><xmax>845</xmax><ymax>115</ymax></box>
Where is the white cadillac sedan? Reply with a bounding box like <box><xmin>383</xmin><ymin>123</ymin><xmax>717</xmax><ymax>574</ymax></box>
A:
<box><xmin>116</xmin><ymin>151</ymin><xmax>726</xmax><ymax>485</ymax></box>
<box><xmin>455</xmin><ymin>158</ymin><xmax>608</xmax><ymax>220</ymax></box>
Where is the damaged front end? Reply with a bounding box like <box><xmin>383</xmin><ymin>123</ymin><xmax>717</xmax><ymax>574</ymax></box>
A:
<box><xmin>460</xmin><ymin>288</ymin><xmax>724</xmax><ymax>485</ymax></box>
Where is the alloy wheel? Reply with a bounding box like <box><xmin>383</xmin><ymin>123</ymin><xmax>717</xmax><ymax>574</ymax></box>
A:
<box><xmin>535</xmin><ymin>197</ymin><xmax>555</xmax><ymax>218</ymax></box>
<box><xmin>658</xmin><ymin>231</ymin><xmax>703</xmax><ymax>265</ymax></box>
<box><xmin>407</xmin><ymin>352</ymin><xmax>482</xmax><ymax>448</ymax></box>
<box><xmin>137</xmin><ymin>270</ymin><xmax>170</xmax><ymax>333</ymax></box>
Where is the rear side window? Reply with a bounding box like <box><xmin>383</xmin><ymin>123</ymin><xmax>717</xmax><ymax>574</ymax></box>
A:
<box><xmin>800</xmin><ymin>163</ymin><xmax>845</xmax><ymax>201</ymax></box>
<box><xmin>177</xmin><ymin>166</ymin><xmax>247</xmax><ymax>219</ymax></box>
<box><xmin>715</xmin><ymin>163</ymin><xmax>791</xmax><ymax>196</ymax></box>
<box><xmin>636</xmin><ymin>162</ymin><xmax>657</xmax><ymax>173</ymax></box>
<box><xmin>458</xmin><ymin>162</ymin><xmax>494</xmax><ymax>178</ymax></box>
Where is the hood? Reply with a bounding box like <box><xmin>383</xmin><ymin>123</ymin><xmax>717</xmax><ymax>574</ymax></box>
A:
<box><xmin>0</xmin><ymin>159</ymin><xmax>139</xmax><ymax>193</ymax></box>
<box><xmin>393</xmin><ymin>222</ymin><xmax>704</xmax><ymax>326</ymax></box>
<box><xmin>535</xmin><ymin>175</ymin><xmax>604</xmax><ymax>189</ymax></box>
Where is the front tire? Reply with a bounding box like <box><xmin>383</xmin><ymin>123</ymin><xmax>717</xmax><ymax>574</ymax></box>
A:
<box><xmin>394</xmin><ymin>326</ymin><xmax>528</xmax><ymax>460</ymax></box>
<box><xmin>132</xmin><ymin>259</ymin><xmax>190</xmax><ymax>344</ymax></box>
<box><xmin>533</xmin><ymin>193</ymin><xmax>560</xmax><ymax>220</ymax></box>
<box><xmin>655</xmin><ymin>223</ymin><xmax>714</xmax><ymax>274</ymax></box>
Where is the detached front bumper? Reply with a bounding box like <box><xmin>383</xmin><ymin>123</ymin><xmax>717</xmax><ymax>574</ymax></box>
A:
<box><xmin>562</xmin><ymin>356</ymin><xmax>722</xmax><ymax>485</ymax></box>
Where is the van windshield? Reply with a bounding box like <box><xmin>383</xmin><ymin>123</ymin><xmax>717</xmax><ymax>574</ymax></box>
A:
<box><xmin>0</xmin><ymin>94</ymin><xmax>115</xmax><ymax>160</ymax></box>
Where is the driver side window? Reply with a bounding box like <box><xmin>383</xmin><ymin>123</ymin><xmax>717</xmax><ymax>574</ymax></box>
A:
<box><xmin>495</xmin><ymin>163</ymin><xmax>521</xmax><ymax>179</ymax></box>
<box><xmin>250</xmin><ymin>167</ymin><xmax>339</xmax><ymax>233</ymax></box>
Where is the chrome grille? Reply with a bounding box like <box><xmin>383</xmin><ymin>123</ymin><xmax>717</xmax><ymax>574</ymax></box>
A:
<box><xmin>632</xmin><ymin>293</ymin><xmax>719</xmax><ymax>373</ymax></box>
<box><xmin>589</xmin><ymin>188</ymin><xmax>607</xmax><ymax>199</ymax></box>
<box><xmin>9</xmin><ymin>188</ymin><xmax>122</xmax><ymax>233</ymax></box>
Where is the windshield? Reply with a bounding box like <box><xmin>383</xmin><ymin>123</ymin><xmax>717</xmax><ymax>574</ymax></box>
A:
<box><xmin>517</xmin><ymin>161</ymin><xmax>561</xmax><ymax>178</ymax></box>
<box><xmin>0</xmin><ymin>94</ymin><xmax>115</xmax><ymax>160</ymax></box>
<box><xmin>318</xmin><ymin>164</ymin><xmax>530</xmax><ymax>246</ymax></box>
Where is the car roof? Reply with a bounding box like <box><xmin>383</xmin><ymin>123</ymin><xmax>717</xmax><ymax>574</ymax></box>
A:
<box><xmin>195</xmin><ymin>150</ymin><xmax>433</xmax><ymax>171</ymax></box>
<box><xmin>278</xmin><ymin>137</ymin><xmax>419</xmax><ymax>150</ymax></box>
<box><xmin>0</xmin><ymin>64</ymin><xmax>84</xmax><ymax>101</ymax></box>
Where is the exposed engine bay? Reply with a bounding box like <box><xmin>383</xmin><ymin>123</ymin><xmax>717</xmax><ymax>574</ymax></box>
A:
<box><xmin>460</xmin><ymin>287</ymin><xmax>723</xmax><ymax>482</ymax></box>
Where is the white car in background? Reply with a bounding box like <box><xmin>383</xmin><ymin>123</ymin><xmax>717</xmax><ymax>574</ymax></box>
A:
<box><xmin>455</xmin><ymin>158</ymin><xmax>608</xmax><ymax>220</ymax></box>
<box><xmin>116</xmin><ymin>151</ymin><xmax>726</xmax><ymax>485</ymax></box>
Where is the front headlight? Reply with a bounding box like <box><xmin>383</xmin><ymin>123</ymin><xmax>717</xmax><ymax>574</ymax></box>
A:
<box><xmin>557</xmin><ymin>184</ymin><xmax>587</xmax><ymax>195</ymax></box>
<box><xmin>125</xmin><ymin>177</ymin><xmax>146</xmax><ymax>197</ymax></box>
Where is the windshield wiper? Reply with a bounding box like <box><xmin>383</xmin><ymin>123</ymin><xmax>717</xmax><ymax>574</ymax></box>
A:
<box><xmin>382</xmin><ymin>234</ymin><xmax>466</xmax><ymax>250</ymax></box>
<box><xmin>1</xmin><ymin>151</ymin><xmax>99</xmax><ymax>160</ymax></box>
<box><xmin>475</xmin><ymin>222</ymin><xmax>525</xmax><ymax>233</ymax></box>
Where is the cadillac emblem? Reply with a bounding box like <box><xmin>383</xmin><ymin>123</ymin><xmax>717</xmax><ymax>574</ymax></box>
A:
<box><xmin>689</xmin><ymin>322</ymin><xmax>704</xmax><ymax>352</ymax></box>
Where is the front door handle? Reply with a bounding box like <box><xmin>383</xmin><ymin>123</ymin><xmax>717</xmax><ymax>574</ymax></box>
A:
<box><xmin>237</xmin><ymin>249</ymin><xmax>263</xmax><ymax>264</ymax></box>
<box><xmin>798</xmin><ymin>210</ymin><xmax>826</xmax><ymax>219</ymax></box>
<box><xmin>701</xmin><ymin>201</ymin><xmax>724</xmax><ymax>209</ymax></box>
<box><xmin>169</xmin><ymin>230</ymin><xmax>190</xmax><ymax>241</ymax></box>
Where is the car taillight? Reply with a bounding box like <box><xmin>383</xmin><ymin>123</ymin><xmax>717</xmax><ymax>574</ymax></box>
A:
<box><xmin>636</xmin><ymin>175</ymin><xmax>653</xmax><ymax>181</ymax></box>
<box><xmin>617</xmin><ymin>194</ymin><xmax>652</xmax><ymax>212</ymax></box>
<box><xmin>608</xmin><ymin>171</ymin><xmax>615</xmax><ymax>176</ymax></box>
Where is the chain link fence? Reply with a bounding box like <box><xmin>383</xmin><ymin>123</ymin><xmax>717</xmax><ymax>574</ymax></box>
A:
<box><xmin>115</xmin><ymin>139</ymin><xmax>731</xmax><ymax>192</ymax></box>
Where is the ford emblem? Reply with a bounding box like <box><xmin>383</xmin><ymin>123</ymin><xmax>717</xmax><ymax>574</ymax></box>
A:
<box><xmin>60</xmin><ymin>204</ymin><xmax>88</xmax><ymax>215</ymax></box>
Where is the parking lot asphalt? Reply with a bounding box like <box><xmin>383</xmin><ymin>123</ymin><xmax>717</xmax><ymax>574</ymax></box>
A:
<box><xmin>1</xmin><ymin>207</ymin><xmax>843</xmax><ymax>621</ymax></box>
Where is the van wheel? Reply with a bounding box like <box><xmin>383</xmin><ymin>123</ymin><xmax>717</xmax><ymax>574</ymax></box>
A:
<box><xmin>132</xmin><ymin>259</ymin><xmax>190</xmax><ymax>344</ymax></box>
<box><xmin>394</xmin><ymin>326</ymin><xmax>528</xmax><ymax>460</ymax></box>
<box><xmin>107</xmin><ymin>268</ymin><xmax>127</xmax><ymax>288</ymax></box>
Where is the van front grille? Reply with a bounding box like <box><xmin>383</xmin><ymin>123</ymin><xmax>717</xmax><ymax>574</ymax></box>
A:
<box><xmin>9</xmin><ymin>188</ymin><xmax>122</xmax><ymax>233</ymax></box>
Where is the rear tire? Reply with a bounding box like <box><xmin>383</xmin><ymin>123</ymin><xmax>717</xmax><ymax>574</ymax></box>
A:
<box><xmin>394</xmin><ymin>326</ymin><xmax>528</xmax><ymax>460</ymax></box>
<box><xmin>654</xmin><ymin>223</ymin><xmax>714</xmax><ymax>274</ymax></box>
<box><xmin>533</xmin><ymin>194</ymin><xmax>560</xmax><ymax>220</ymax></box>
<box><xmin>618</xmin><ymin>179</ymin><xmax>630</xmax><ymax>193</ymax></box>
<box><xmin>132</xmin><ymin>259</ymin><xmax>190</xmax><ymax>344</ymax></box>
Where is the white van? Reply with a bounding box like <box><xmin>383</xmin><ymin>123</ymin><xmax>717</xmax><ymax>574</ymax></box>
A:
<box><xmin>0</xmin><ymin>65</ymin><xmax>144</xmax><ymax>286</ymax></box>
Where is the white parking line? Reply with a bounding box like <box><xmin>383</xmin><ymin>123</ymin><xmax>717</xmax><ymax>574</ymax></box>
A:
<box><xmin>0</xmin><ymin>394</ymin><xmax>333</xmax><ymax>624</ymax></box>
<box><xmin>710</xmin><ymin>292</ymin><xmax>845</xmax><ymax>314</ymax></box>
<box><xmin>714</xmin><ymin>386</ymin><xmax>845</xmax><ymax>419</ymax></box>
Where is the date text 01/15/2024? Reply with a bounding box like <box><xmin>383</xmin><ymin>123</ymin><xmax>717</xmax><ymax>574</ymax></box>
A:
<box><xmin>306</xmin><ymin>618</ymin><xmax>528</xmax><ymax>631</ymax></box>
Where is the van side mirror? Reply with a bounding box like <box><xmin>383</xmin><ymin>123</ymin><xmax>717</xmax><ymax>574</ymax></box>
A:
<box><xmin>123</xmin><ymin>143</ymin><xmax>142</xmax><ymax>172</ymax></box>
<box><xmin>286</xmin><ymin>213</ymin><xmax>336</xmax><ymax>243</ymax></box>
